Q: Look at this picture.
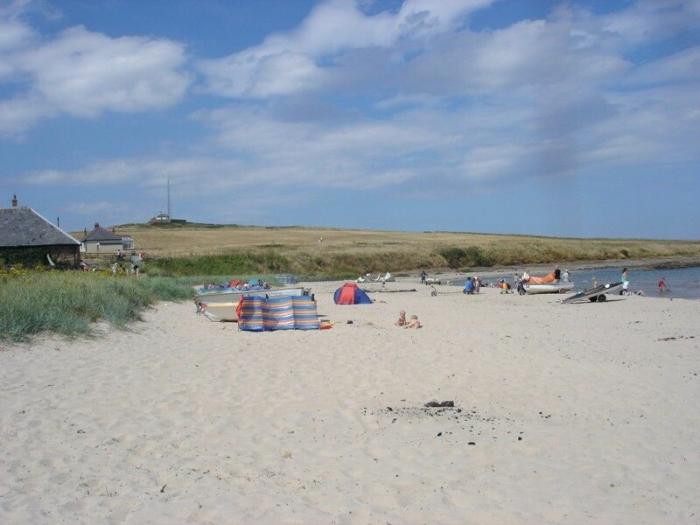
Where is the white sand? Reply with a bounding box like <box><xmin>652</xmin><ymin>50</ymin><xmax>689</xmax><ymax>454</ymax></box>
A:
<box><xmin>1</xmin><ymin>282</ymin><xmax>699</xmax><ymax>524</ymax></box>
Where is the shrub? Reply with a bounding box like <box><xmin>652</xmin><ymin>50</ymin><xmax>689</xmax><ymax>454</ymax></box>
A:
<box><xmin>146</xmin><ymin>251</ymin><xmax>292</xmax><ymax>276</ymax></box>
<box><xmin>438</xmin><ymin>246</ymin><xmax>493</xmax><ymax>269</ymax></box>
<box><xmin>438</xmin><ymin>247</ymin><xmax>468</xmax><ymax>269</ymax></box>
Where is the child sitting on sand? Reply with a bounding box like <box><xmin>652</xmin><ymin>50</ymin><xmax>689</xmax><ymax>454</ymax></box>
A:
<box><xmin>395</xmin><ymin>310</ymin><xmax>407</xmax><ymax>327</ymax></box>
<box><xmin>405</xmin><ymin>315</ymin><xmax>422</xmax><ymax>329</ymax></box>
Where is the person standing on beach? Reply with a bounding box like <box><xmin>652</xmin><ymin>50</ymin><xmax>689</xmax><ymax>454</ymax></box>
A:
<box><xmin>621</xmin><ymin>268</ymin><xmax>629</xmax><ymax>295</ymax></box>
<box><xmin>130</xmin><ymin>251</ymin><xmax>142</xmax><ymax>276</ymax></box>
<box><xmin>658</xmin><ymin>277</ymin><xmax>667</xmax><ymax>293</ymax></box>
<box><xmin>420</xmin><ymin>270</ymin><xmax>427</xmax><ymax>284</ymax></box>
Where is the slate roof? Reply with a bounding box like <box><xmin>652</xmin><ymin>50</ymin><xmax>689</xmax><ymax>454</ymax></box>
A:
<box><xmin>0</xmin><ymin>207</ymin><xmax>81</xmax><ymax>248</ymax></box>
<box><xmin>83</xmin><ymin>225</ymin><xmax>123</xmax><ymax>243</ymax></box>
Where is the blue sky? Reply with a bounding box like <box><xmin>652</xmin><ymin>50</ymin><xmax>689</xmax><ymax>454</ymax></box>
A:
<box><xmin>1</xmin><ymin>0</ymin><xmax>699</xmax><ymax>239</ymax></box>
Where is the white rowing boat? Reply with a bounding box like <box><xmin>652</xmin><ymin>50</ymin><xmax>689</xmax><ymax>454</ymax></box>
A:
<box><xmin>523</xmin><ymin>281</ymin><xmax>575</xmax><ymax>294</ymax></box>
<box><xmin>194</xmin><ymin>287</ymin><xmax>310</xmax><ymax>322</ymax></box>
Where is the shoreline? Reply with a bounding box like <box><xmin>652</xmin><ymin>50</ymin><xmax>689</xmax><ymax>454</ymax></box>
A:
<box><xmin>390</xmin><ymin>255</ymin><xmax>700</xmax><ymax>283</ymax></box>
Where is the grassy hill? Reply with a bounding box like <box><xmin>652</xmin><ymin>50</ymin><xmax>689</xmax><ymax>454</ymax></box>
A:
<box><xmin>82</xmin><ymin>224</ymin><xmax>700</xmax><ymax>277</ymax></box>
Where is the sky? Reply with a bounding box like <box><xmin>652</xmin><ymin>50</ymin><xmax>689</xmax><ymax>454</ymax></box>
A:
<box><xmin>1</xmin><ymin>0</ymin><xmax>699</xmax><ymax>239</ymax></box>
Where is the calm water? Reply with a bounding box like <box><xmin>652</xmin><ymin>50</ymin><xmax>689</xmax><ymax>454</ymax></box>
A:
<box><xmin>562</xmin><ymin>266</ymin><xmax>700</xmax><ymax>300</ymax></box>
<box><xmin>449</xmin><ymin>265</ymin><xmax>700</xmax><ymax>300</ymax></box>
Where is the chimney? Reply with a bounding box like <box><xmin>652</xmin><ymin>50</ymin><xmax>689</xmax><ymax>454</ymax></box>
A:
<box><xmin>11</xmin><ymin>194</ymin><xmax>18</xmax><ymax>207</ymax></box>
<box><xmin>57</xmin><ymin>217</ymin><xmax>60</xmax><ymax>227</ymax></box>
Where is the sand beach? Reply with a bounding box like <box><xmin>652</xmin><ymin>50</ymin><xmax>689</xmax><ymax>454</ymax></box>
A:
<box><xmin>1</xmin><ymin>282</ymin><xmax>699</xmax><ymax>524</ymax></box>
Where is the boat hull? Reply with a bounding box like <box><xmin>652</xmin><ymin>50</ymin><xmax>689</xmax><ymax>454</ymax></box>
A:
<box><xmin>195</xmin><ymin>287</ymin><xmax>309</xmax><ymax>321</ymax></box>
<box><xmin>524</xmin><ymin>281</ymin><xmax>575</xmax><ymax>294</ymax></box>
<box><xmin>563</xmin><ymin>282</ymin><xmax>624</xmax><ymax>304</ymax></box>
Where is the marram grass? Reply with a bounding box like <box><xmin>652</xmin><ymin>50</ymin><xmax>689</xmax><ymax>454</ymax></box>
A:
<box><xmin>0</xmin><ymin>272</ymin><xmax>153</xmax><ymax>342</ymax></box>
<box><xmin>0</xmin><ymin>271</ymin><xmax>281</xmax><ymax>342</ymax></box>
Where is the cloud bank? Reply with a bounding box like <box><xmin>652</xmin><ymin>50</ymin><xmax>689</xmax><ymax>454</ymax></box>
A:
<box><xmin>5</xmin><ymin>0</ymin><xmax>700</xmax><ymax>223</ymax></box>
<box><xmin>0</xmin><ymin>2</ymin><xmax>190</xmax><ymax>136</ymax></box>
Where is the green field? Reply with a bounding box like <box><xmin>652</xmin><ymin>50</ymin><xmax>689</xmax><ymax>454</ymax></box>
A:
<box><xmin>100</xmin><ymin>224</ymin><xmax>700</xmax><ymax>277</ymax></box>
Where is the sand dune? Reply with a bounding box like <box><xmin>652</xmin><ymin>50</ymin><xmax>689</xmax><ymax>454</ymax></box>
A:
<box><xmin>1</xmin><ymin>283</ymin><xmax>699</xmax><ymax>524</ymax></box>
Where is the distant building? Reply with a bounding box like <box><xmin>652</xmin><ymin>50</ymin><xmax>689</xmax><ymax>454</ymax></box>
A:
<box><xmin>0</xmin><ymin>195</ymin><xmax>81</xmax><ymax>266</ymax></box>
<box><xmin>81</xmin><ymin>223</ymin><xmax>133</xmax><ymax>254</ymax></box>
<box><xmin>148</xmin><ymin>213</ymin><xmax>187</xmax><ymax>225</ymax></box>
<box><xmin>149</xmin><ymin>213</ymin><xmax>171</xmax><ymax>225</ymax></box>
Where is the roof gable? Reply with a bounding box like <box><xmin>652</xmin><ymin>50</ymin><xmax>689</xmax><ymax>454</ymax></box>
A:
<box><xmin>83</xmin><ymin>226</ymin><xmax>123</xmax><ymax>242</ymax></box>
<box><xmin>0</xmin><ymin>207</ymin><xmax>81</xmax><ymax>247</ymax></box>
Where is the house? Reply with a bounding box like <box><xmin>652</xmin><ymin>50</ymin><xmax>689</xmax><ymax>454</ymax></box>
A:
<box><xmin>149</xmin><ymin>212</ymin><xmax>171</xmax><ymax>225</ymax></box>
<box><xmin>81</xmin><ymin>223</ymin><xmax>132</xmax><ymax>254</ymax></box>
<box><xmin>0</xmin><ymin>195</ymin><xmax>81</xmax><ymax>266</ymax></box>
<box><xmin>149</xmin><ymin>213</ymin><xmax>187</xmax><ymax>226</ymax></box>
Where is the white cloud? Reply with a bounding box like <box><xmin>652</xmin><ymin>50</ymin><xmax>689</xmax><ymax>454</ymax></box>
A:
<box><xmin>73</xmin><ymin>201</ymin><xmax>114</xmax><ymax>216</ymax></box>
<box><xmin>0</xmin><ymin>3</ymin><xmax>36</xmax><ymax>80</ymax></box>
<box><xmin>625</xmin><ymin>46</ymin><xmax>700</xmax><ymax>87</ymax></box>
<box><xmin>21</xmin><ymin>27</ymin><xmax>190</xmax><ymax>117</ymax></box>
<box><xmin>0</xmin><ymin>7</ymin><xmax>191</xmax><ymax>136</ymax></box>
<box><xmin>199</xmin><ymin>0</ymin><xmax>493</xmax><ymax>98</ymax></box>
<box><xmin>199</xmin><ymin>0</ymin><xmax>700</xmax><ymax>105</ymax></box>
<box><xmin>0</xmin><ymin>96</ymin><xmax>52</xmax><ymax>136</ymax></box>
<box><xmin>10</xmin><ymin>0</ymin><xmax>700</xmax><ymax>210</ymax></box>
<box><xmin>200</xmin><ymin>50</ymin><xmax>324</xmax><ymax>98</ymax></box>
<box><xmin>401</xmin><ymin>11</ymin><xmax>631</xmax><ymax>97</ymax></box>
<box><xmin>23</xmin><ymin>160</ymin><xmax>141</xmax><ymax>185</ymax></box>
<box><xmin>599</xmin><ymin>0</ymin><xmax>700</xmax><ymax>46</ymax></box>
<box><xmin>0</xmin><ymin>15</ymin><xmax>33</xmax><ymax>52</ymax></box>
<box><xmin>19</xmin><ymin>104</ymin><xmax>444</xmax><ymax>194</ymax></box>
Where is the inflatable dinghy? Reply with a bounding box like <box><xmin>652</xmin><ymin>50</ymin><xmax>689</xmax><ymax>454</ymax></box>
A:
<box><xmin>562</xmin><ymin>281</ymin><xmax>624</xmax><ymax>304</ymax></box>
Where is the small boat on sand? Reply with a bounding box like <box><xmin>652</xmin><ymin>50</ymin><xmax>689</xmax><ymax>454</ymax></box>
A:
<box><xmin>194</xmin><ymin>286</ymin><xmax>310</xmax><ymax>322</ymax></box>
<box><xmin>520</xmin><ymin>269</ymin><xmax>574</xmax><ymax>294</ymax></box>
<box><xmin>562</xmin><ymin>282</ymin><xmax>624</xmax><ymax>304</ymax></box>
<box><xmin>523</xmin><ymin>281</ymin><xmax>575</xmax><ymax>294</ymax></box>
<box><xmin>356</xmin><ymin>272</ymin><xmax>395</xmax><ymax>284</ymax></box>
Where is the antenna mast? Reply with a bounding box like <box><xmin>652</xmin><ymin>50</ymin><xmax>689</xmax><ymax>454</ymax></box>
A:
<box><xmin>167</xmin><ymin>176</ymin><xmax>171</xmax><ymax>218</ymax></box>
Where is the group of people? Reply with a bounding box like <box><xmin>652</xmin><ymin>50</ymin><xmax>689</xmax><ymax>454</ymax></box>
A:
<box><xmin>463</xmin><ymin>276</ymin><xmax>482</xmax><ymax>294</ymax></box>
<box><xmin>395</xmin><ymin>310</ymin><xmax>422</xmax><ymax>329</ymax></box>
<box><xmin>500</xmin><ymin>279</ymin><xmax>514</xmax><ymax>294</ymax></box>
<box><xmin>421</xmin><ymin>266</ymin><xmax>670</xmax><ymax>300</ymax></box>
<box><xmin>112</xmin><ymin>250</ymin><xmax>144</xmax><ymax>276</ymax></box>
<box><xmin>228</xmin><ymin>278</ymin><xmax>271</xmax><ymax>290</ymax></box>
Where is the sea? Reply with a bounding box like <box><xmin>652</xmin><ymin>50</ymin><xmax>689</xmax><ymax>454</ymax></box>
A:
<box><xmin>447</xmin><ymin>265</ymin><xmax>700</xmax><ymax>300</ymax></box>
<box><xmin>564</xmin><ymin>266</ymin><xmax>700</xmax><ymax>300</ymax></box>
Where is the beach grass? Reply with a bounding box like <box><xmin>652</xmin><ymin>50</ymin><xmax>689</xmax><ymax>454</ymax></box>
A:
<box><xmin>0</xmin><ymin>272</ymin><xmax>150</xmax><ymax>342</ymax></box>
<box><xmin>0</xmin><ymin>271</ymin><xmax>285</xmax><ymax>342</ymax></box>
<box><xmin>0</xmin><ymin>272</ymin><xmax>232</xmax><ymax>342</ymax></box>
